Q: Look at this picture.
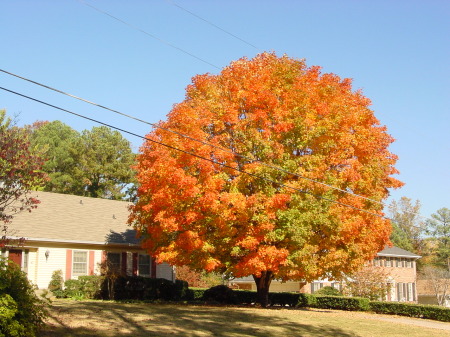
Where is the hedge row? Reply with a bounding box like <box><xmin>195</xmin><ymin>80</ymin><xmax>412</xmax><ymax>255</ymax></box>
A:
<box><xmin>370</xmin><ymin>301</ymin><xmax>450</xmax><ymax>322</ymax></box>
<box><xmin>188</xmin><ymin>286</ymin><xmax>315</xmax><ymax>308</ymax></box>
<box><xmin>103</xmin><ymin>276</ymin><xmax>188</xmax><ymax>301</ymax></box>
<box><xmin>314</xmin><ymin>295</ymin><xmax>370</xmax><ymax>311</ymax></box>
<box><xmin>53</xmin><ymin>275</ymin><xmax>189</xmax><ymax>301</ymax></box>
<box><xmin>186</xmin><ymin>287</ymin><xmax>450</xmax><ymax>322</ymax></box>
<box><xmin>50</xmin><ymin>276</ymin><xmax>450</xmax><ymax>322</ymax></box>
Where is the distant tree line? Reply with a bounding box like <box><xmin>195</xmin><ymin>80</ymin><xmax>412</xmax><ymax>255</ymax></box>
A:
<box><xmin>389</xmin><ymin>196</ymin><xmax>450</xmax><ymax>271</ymax></box>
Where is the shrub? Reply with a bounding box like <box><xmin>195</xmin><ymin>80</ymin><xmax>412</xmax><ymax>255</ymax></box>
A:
<box><xmin>78</xmin><ymin>275</ymin><xmax>104</xmax><ymax>299</ymax></box>
<box><xmin>174</xmin><ymin>279</ymin><xmax>189</xmax><ymax>300</ymax></box>
<box><xmin>269</xmin><ymin>292</ymin><xmax>301</xmax><ymax>307</ymax></box>
<box><xmin>0</xmin><ymin>257</ymin><xmax>47</xmax><ymax>337</ymax></box>
<box><xmin>234</xmin><ymin>290</ymin><xmax>257</xmax><ymax>305</ymax></box>
<box><xmin>63</xmin><ymin>279</ymin><xmax>83</xmax><ymax>299</ymax></box>
<box><xmin>314</xmin><ymin>295</ymin><xmax>370</xmax><ymax>311</ymax></box>
<box><xmin>100</xmin><ymin>276</ymin><xmax>187</xmax><ymax>301</ymax></box>
<box><xmin>186</xmin><ymin>288</ymin><xmax>207</xmax><ymax>301</ymax></box>
<box><xmin>370</xmin><ymin>301</ymin><xmax>450</xmax><ymax>322</ymax></box>
<box><xmin>296</xmin><ymin>293</ymin><xmax>317</xmax><ymax>307</ymax></box>
<box><xmin>203</xmin><ymin>285</ymin><xmax>236</xmax><ymax>304</ymax></box>
<box><xmin>314</xmin><ymin>286</ymin><xmax>342</xmax><ymax>296</ymax></box>
<box><xmin>48</xmin><ymin>270</ymin><xmax>65</xmax><ymax>298</ymax></box>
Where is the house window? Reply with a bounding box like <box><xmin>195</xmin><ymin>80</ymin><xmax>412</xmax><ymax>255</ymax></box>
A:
<box><xmin>311</xmin><ymin>282</ymin><xmax>323</xmax><ymax>293</ymax></box>
<box><xmin>23</xmin><ymin>249</ymin><xmax>29</xmax><ymax>274</ymax></box>
<box><xmin>407</xmin><ymin>283</ymin><xmax>414</xmax><ymax>301</ymax></box>
<box><xmin>72</xmin><ymin>251</ymin><xmax>88</xmax><ymax>276</ymax></box>
<box><xmin>373</xmin><ymin>257</ymin><xmax>380</xmax><ymax>267</ymax></box>
<box><xmin>396</xmin><ymin>282</ymin><xmax>404</xmax><ymax>301</ymax></box>
<box><xmin>107</xmin><ymin>252</ymin><xmax>121</xmax><ymax>273</ymax></box>
<box><xmin>385</xmin><ymin>257</ymin><xmax>391</xmax><ymax>267</ymax></box>
<box><xmin>138</xmin><ymin>254</ymin><xmax>151</xmax><ymax>276</ymax></box>
<box><xmin>406</xmin><ymin>259</ymin><xmax>412</xmax><ymax>268</ymax></box>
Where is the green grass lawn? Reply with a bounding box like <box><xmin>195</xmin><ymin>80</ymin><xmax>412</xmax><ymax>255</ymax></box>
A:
<box><xmin>41</xmin><ymin>299</ymin><xmax>450</xmax><ymax>337</ymax></box>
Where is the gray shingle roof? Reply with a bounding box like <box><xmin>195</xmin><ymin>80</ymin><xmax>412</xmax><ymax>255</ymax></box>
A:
<box><xmin>8</xmin><ymin>191</ymin><xmax>138</xmax><ymax>245</ymax></box>
<box><xmin>377</xmin><ymin>246</ymin><xmax>421</xmax><ymax>258</ymax></box>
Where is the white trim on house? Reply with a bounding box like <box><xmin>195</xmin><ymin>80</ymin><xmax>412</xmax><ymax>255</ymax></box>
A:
<box><xmin>377</xmin><ymin>253</ymin><xmax>421</xmax><ymax>259</ymax></box>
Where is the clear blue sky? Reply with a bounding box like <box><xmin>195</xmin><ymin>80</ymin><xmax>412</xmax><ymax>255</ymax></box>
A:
<box><xmin>1</xmin><ymin>0</ymin><xmax>449</xmax><ymax>219</ymax></box>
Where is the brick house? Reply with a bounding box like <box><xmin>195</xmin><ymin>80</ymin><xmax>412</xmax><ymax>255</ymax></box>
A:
<box><xmin>230</xmin><ymin>246</ymin><xmax>421</xmax><ymax>302</ymax></box>
<box><xmin>1</xmin><ymin>191</ymin><xmax>174</xmax><ymax>289</ymax></box>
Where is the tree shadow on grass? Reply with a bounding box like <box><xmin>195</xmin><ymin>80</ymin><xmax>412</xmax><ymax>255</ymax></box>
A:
<box><xmin>41</xmin><ymin>301</ymin><xmax>360</xmax><ymax>337</ymax></box>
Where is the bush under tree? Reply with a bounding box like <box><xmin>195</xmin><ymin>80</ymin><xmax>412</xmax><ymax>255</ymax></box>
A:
<box><xmin>0</xmin><ymin>257</ymin><xmax>47</xmax><ymax>337</ymax></box>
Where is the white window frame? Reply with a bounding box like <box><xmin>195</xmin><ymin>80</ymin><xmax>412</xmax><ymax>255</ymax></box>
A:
<box><xmin>397</xmin><ymin>282</ymin><xmax>403</xmax><ymax>301</ymax></box>
<box><xmin>72</xmin><ymin>250</ymin><xmax>88</xmax><ymax>277</ymax></box>
<box><xmin>407</xmin><ymin>283</ymin><xmax>414</xmax><ymax>301</ymax></box>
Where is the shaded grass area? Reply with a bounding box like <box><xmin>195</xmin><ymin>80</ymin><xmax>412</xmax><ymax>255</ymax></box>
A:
<box><xmin>42</xmin><ymin>300</ymin><xmax>449</xmax><ymax>337</ymax></box>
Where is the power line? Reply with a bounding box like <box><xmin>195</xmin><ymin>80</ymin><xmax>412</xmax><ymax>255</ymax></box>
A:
<box><xmin>77</xmin><ymin>0</ymin><xmax>220</xmax><ymax>70</ymax></box>
<box><xmin>0</xmin><ymin>68</ymin><xmax>387</xmax><ymax>209</ymax></box>
<box><xmin>165</xmin><ymin>0</ymin><xmax>260</xmax><ymax>51</ymax></box>
<box><xmin>0</xmin><ymin>86</ymin><xmax>388</xmax><ymax>220</ymax></box>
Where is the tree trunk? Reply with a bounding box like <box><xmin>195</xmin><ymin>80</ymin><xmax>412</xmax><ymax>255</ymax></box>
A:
<box><xmin>253</xmin><ymin>271</ymin><xmax>274</xmax><ymax>307</ymax></box>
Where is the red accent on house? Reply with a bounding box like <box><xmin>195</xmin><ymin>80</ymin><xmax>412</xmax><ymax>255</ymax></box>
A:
<box><xmin>132</xmin><ymin>253</ymin><xmax>138</xmax><ymax>276</ymax></box>
<box><xmin>8</xmin><ymin>250</ymin><xmax>22</xmax><ymax>266</ymax></box>
<box><xmin>66</xmin><ymin>250</ymin><xmax>72</xmax><ymax>280</ymax></box>
<box><xmin>89</xmin><ymin>251</ymin><xmax>95</xmax><ymax>275</ymax></box>
<box><xmin>121</xmin><ymin>252</ymin><xmax>127</xmax><ymax>275</ymax></box>
<box><xmin>151</xmin><ymin>257</ymin><xmax>157</xmax><ymax>278</ymax></box>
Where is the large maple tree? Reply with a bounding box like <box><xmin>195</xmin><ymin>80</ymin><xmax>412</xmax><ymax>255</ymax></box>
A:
<box><xmin>129</xmin><ymin>53</ymin><xmax>403</xmax><ymax>305</ymax></box>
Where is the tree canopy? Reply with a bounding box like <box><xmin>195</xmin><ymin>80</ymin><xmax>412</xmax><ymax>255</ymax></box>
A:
<box><xmin>28</xmin><ymin>120</ymin><xmax>78</xmax><ymax>194</ymax></box>
<box><xmin>29</xmin><ymin>122</ymin><xmax>136</xmax><ymax>200</ymax></box>
<box><xmin>0</xmin><ymin>110</ymin><xmax>47</xmax><ymax>243</ymax></box>
<box><xmin>129</xmin><ymin>53</ymin><xmax>402</xmax><ymax>305</ymax></box>
<box><xmin>426</xmin><ymin>207</ymin><xmax>450</xmax><ymax>270</ymax></box>
<box><xmin>388</xmin><ymin>197</ymin><xmax>425</xmax><ymax>253</ymax></box>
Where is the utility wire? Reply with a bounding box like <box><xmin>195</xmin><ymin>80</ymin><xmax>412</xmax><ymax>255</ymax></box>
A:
<box><xmin>77</xmin><ymin>0</ymin><xmax>220</xmax><ymax>70</ymax></box>
<box><xmin>165</xmin><ymin>0</ymin><xmax>260</xmax><ymax>51</ymax></box>
<box><xmin>0</xmin><ymin>68</ymin><xmax>386</xmax><ymax>209</ymax></box>
<box><xmin>0</xmin><ymin>86</ymin><xmax>388</xmax><ymax>220</ymax></box>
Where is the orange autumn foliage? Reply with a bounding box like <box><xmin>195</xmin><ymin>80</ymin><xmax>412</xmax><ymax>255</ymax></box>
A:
<box><xmin>129</xmin><ymin>52</ymin><xmax>402</xmax><ymax>284</ymax></box>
